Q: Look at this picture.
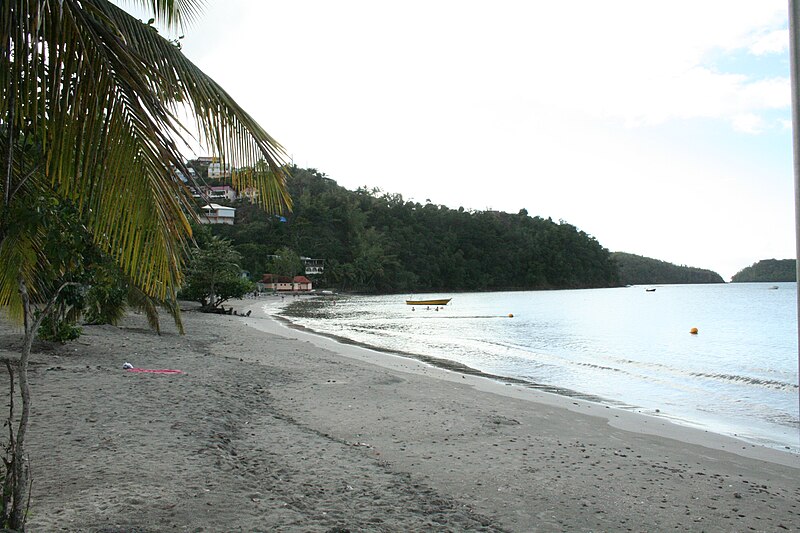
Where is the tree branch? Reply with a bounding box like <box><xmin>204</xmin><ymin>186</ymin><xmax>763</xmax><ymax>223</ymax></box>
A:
<box><xmin>29</xmin><ymin>282</ymin><xmax>80</xmax><ymax>335</ymax></box>
<box><xmin>8</xmin><ymin>161</ymin><xmax>42</xmax><ymax>205</ymax></box>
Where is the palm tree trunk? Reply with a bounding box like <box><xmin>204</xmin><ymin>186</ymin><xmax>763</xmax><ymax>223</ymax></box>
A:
<box><xmin>11</xmin><ymin>277</ymin><xmax>33</xmax><ymax>531</ymax></box>
<box><xmin>8</xmin><ymin>278</ymin><xmax>76</xmax><ymax>530</ymax></box>
<box><xmin>2</xmin><ymin>361</ymin><xmax>15</xmax><ymax>525</ymax></box>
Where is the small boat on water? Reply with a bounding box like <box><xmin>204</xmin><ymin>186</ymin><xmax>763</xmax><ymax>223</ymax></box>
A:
<box><xmin>406</xmin><ymin>298</ymin><xmax>451</xmax><ymax>306</ymax></box>
<box><xmin>645</xmin><ymin>288</ymin><xmax>656</xmax><ymax>292</ymax></box>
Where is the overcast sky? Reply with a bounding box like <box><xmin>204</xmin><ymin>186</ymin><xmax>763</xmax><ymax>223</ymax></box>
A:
<box><xmin>136</xmin><ymin>1</ymin><xmax>795</xmax><ymax>281</ymax></box>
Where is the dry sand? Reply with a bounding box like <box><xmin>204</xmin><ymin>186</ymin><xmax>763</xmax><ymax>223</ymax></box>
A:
<box><xmin>0</xmin><ymin>298</ymin><xmax>797</xmax><ymax>532</ymax></box>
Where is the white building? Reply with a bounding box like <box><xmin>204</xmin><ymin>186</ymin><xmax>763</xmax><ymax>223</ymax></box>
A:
<box><xmin>208</xmin><ymin>161</ymin><xmax>231</xmax><ymax>180</ymax></box>
<box><xmin>301</xmin><ymin>257</ymin><xmax>325</xmax><ymax>275</ymax></box>
<box><xmin>173</xmin><ymin>165</ymin><xmax>197</xmax><ymax>184</ymax></box>
<box><xmin>200</xmin><ymin>204</ymin><xmax>236</xmax><ymax>225</ymax></box>
<box><xmin>208</xmin><ymin>185</ymin><xmax>237</xmax><ymax>201</ymax></box>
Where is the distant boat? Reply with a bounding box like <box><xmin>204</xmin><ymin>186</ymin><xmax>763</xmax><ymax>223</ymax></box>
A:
<box><xmin>645</xmin><ymin>288</ymin><xmax>656</xmax><ymax>292</ymax></box>
<box><xmin>406</xmin><ymin>298</ymin><xmax>451</xmax><ymax>306</ymax></box>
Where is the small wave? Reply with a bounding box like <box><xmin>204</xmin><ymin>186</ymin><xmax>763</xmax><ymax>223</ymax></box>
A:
<box><xmin>437</xmin><ymin>315</ymin><xmax>511</xmax><ymax>319</ymax></box>
<box><xmin>689</xmin><ymin>371</ymin><xmax>798</xmax><ymax>392</ymax></box>
<box><xmin>574</xmin><ymin>361</ymin><xmax>626</xmax><ymax>373</ymax></box>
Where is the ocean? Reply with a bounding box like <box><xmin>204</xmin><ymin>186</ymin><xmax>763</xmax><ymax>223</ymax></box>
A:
<box><xmin>271</xmin><ymin>283</ymin><xmax>799</xmax><ymax>453</ymax></box>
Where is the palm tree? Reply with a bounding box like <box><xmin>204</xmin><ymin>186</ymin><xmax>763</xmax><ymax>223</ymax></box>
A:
<box><xmin>1</xmin><ymin>1</ymin><xmax>291</xmax><ymax>528</ymax></box>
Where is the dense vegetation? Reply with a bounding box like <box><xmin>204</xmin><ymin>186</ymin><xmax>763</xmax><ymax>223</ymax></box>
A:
<box><xmin>611</xmin><ymin>252</ymin><xmax>725</xmax><ymax>285</ymax></box>
<box><xmin>731</xmin><ymin>259</ymin><xmax>796</xmax><ymax>282</ymax></box>
<box><xmin>208</xmin><ymin>166</ymin><xmax>620</xmax><ymax>292</ymax></box>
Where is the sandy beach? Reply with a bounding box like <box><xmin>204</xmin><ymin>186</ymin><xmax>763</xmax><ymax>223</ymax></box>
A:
<box><xmin>0</xmin><ymin>299</ymin><xmax>798</xmax><ymax>532</ymax></box>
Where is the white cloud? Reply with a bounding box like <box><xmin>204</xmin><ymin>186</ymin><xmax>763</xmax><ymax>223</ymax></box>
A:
<box><xmin>731</xmin><ymin>113</ymin><xmax>766</xmax><ymax>134</ymax></box>
<box><xmin>749</xmin><ymin>29</ymin><xmax>790</xmax><ymax>55</ymax></box>
<box><xmin>181</xmin><ymin>1</ymin><xmax>791</xmax><ymax>135</ymax></box>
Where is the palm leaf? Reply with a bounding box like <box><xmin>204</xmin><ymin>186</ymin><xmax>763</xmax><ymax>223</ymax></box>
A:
<box><xmin>126</xmin><ymin>283</ymin><xmax>163</xmax><ymax>334</ymax></box>
<box><xmin>2</xmin><ymin>0</ymin><xmax>291</xmax><ymax>305</ymax></box>
<box><xmin>125</xmin><ymin>282</ymin><xmax>185</xmax><ymax>335</ymax></box>
<box><xmin>0</xmin><ymin>138</ymin><xmax>60</xmax><ymax>318</ymax></box>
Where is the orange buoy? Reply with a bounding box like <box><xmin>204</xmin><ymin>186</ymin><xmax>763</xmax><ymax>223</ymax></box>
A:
<box><xmin>690</xmin><ymin>327</ymin><xmax>698</xmax><ymax>334</ymax></box>
<box><xmin>508</xmin><ymin>313</ymin><xmax>514</xmax><ymax>318</ymax></box>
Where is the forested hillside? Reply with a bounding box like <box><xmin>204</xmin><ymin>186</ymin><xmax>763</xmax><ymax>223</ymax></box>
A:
<box><xmin>208</xmin><ymin>166</ymin><xmax>620</xmax><ymax>292</ymax></box>
<box><xmin>731</xmin><ymin>259</ymin><xmax>796</xmax><ymax>282</ymax></box>
<box><xmin>611</xmin><ymin>252</ymin><xmax>724</xmax><ymax>285</ymax></box>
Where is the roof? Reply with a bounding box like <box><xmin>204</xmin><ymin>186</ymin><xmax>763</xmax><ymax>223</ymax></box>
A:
<box><xmin>261</xmin><ymin>274</ymin><xmax>292</xmax><ymax>283</ymax></box>
<box><xmin>202</xmin><ymin>204</ymin><xmax>236</xmax><ymax>211</ymax></box>
<box><xmin>293</xmin><ymin>276</ymin><xmax>312</xmax><ymax>283</ymax></box>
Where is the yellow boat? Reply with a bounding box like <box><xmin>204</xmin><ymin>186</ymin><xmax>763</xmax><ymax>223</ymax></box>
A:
<box><xmin>406</xmin><ymin>298</ymin><xmax>451</xmax><ymax>306</ymax></box>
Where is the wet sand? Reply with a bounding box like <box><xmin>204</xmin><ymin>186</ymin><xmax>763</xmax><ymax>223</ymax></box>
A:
<box><xmin>1</xmin><ymin>300</ymin><xmax>797</xmax><ymax>532</ymax></box>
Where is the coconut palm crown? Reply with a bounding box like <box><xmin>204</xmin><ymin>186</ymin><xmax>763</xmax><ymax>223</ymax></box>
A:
<box><xmin>1</xmin><ymin>0</ymin><xmax>291</xmax><ymax>313</ymax></box>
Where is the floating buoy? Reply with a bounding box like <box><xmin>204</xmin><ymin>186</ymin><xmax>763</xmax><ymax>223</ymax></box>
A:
<box><xmin>690</xmin><ymin>327</ymin><xmax>698</xmax><ymax>335</ymax></box>
<box><xmin>508</xmin><ymin>313</ymin><xmax>514</xmax><ymax>318</ymax></box>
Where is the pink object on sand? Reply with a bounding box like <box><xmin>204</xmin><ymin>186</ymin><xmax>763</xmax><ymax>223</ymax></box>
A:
<box><xmin>126</xmin><ymin>368</ymin><xmax>184</xmax><ymax>374</ymax></box>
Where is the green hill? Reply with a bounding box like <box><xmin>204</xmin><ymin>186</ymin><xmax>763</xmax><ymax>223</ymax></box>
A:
<box><xmin>207</xmin><ymin>166</ymin><xmax>621</xmax><ymax>293</ymax></box>
<box><xmin>731</xmin><ymin>259</ymin><xmax>796</xmax><ymax>282</ymax></box>
<box><xmin>611</xmin><ymin>252</ymin><xmax>724</xmax><ymax>285</ymax></box>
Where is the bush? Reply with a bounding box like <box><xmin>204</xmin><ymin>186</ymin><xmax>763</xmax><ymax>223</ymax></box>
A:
<box><xmin>37</xmin><ymin>314</ymin><xmax>82</xmax><ymax>343</ymax></box>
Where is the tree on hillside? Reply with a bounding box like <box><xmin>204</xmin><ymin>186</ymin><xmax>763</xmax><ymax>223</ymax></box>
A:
<box><xmin>731</xmin><ymin>259</ymin><xmax>796</xmax><ymax>282</ymax></box>
<box><xmin>207</xmin><ymin>166</ymin><xmax>622</xmax><ymax>293</ymax></box>
<box><xmin>267</xmin><ymin>247</ymin><xmax>304</xmax><ymax>278</ymax></box>
<box><xmin>611</xmin><ymin>252</ymin><xmax>724</xmax><ymax>285</ymax></box>
<box><xmin>1</xmin><ymin>1</ymin><xmax>290</xmax><ymax>528</ymax></box>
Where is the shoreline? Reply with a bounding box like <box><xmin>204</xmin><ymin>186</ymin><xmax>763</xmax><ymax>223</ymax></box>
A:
<box><xmin>8</xmin><ymin>304</ymin><xmax>800</xmax><ymax>531</ymax></box>
<box><xmin>240</xmin><ymin>297</ymin><xmax>799</xmax><ymax>467</ymax></box>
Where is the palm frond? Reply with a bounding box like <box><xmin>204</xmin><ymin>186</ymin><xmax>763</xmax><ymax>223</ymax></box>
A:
<box><xmin>125</xmin><ymin>281</ymin><xmax>183</xmax><ymax>335</ymax></box>
<box><xmin>126</xmin><ymin>283</ymin><xmax>162</xmax><ymax>334</ymax></box>
<box><xmin>119</xmin><ymin>0</ymin><xmax>207</xmax><ymax>30</ymax></box>
<box><xmin>0</xmin><ymin>137</ymin><xmax>61</xmax><ymax>317</ymax></box>
<box><xmin>2</xmin><ymin>0</ymin><xmax>291</xmax><ymax>303</ymax></box>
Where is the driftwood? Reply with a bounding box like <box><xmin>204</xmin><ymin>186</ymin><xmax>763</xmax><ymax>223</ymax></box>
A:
<box><xmin>198</xmin><ymin>306</ymin><xmax>250</xmax><ymax>317</ymax></box>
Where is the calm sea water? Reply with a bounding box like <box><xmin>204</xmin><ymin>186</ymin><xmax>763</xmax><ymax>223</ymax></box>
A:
<box><xmin>274</xmin><ymin>283</ymin><xmax>799</xmax><ymax>452</ymax></box>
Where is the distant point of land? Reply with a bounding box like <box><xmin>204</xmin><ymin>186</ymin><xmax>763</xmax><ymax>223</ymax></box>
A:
<box><xmin>731</xmin><ymin>259</ymin><xmax>796</xmax><ymax>283</ymax></box>
<box><xmin>611</xmin><ymin>252</ymin><xmax>724</xmax><ymax>286</ymax></box>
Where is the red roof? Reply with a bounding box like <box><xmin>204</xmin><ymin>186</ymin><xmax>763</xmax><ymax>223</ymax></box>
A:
<box><xmin>261</xmin><ymin>274</ymin><xmax>292</xmax><ymax>283</ymax></box>
<box><xmin>293</xmin><ymin>276</ymin><xmax>311</xmax><ymax>284</ymax></box>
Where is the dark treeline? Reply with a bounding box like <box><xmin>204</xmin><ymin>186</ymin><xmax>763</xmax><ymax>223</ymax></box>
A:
<box><xmin>731</xmin><ymin>259</ymin><xmax>796</xmax><ymax>282</ymax></box>
<box><xmin>611</xmin><ymin>252</ymin><xmax>724</xmax><ymax>285</ymax></box>
<box><xmin>209</xmin><ymin>166</ymin><xmax>620</xmax><ymax>293</ymax></box>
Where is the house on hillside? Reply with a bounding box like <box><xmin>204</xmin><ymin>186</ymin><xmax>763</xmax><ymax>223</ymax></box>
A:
<box><xmin>259</xmin><ymin>274</ymin><xmax>313</xmax><ymax>292</ymax></box>
<box><xmin>301</xmin><ymin>257</ymin><xmax>325</xmax><ymax>275</ymax></box>
<box><xmin>195</xmin><ymin>156</ymin><xmax>231</xmax><ymax>180</ymax></box>
<box><xmin>240</xmin><ymin>187</ymin><xmax>259</xmax><ymax>201</ymax></box>
<box><xmin>172</xmin><ymin>165</ymin><xmax>197</xmax><ymax>184</ymax></box>
<box><xmin>208</xmin><ymin>161</ymin><xmax>231</xmax><ymax>180</ymax></box>
<box><xmin>208</xmin><ymin>185</ymin><xmax>237</xmax><ymax>201</ymax></box>
<box><xmin>200</xmin><ymin>203</ymin><xmax>236</xmax><ymax>225</ymax></box>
